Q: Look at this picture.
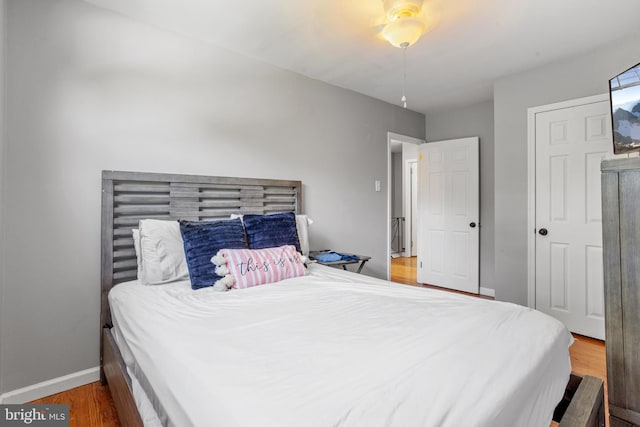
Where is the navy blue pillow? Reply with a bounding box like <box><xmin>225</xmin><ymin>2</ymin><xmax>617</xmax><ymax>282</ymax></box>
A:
<box><xmin>179</xmin><ymin>218</ymin><xmax>247</xmax><ymax>290</ymax></box>
<box><xmin>242</xmin><ymin>211</ymin><xmax>301</xmax><ymax>253</ymax></box>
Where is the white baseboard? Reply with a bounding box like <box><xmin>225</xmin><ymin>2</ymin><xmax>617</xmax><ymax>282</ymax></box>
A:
<box><xmin>480</xmin><ymin>287</ymin><xmax>496</xmax><ymax>298</ymax></box>
<box><xmin>0</xmin><ymin>366</ymin><xmax>100</xmax><ymax>404</ymax></box>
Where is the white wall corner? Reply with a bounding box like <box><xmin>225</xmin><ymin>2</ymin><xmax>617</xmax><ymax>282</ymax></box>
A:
<box><xmin>479</xmin><ymin>287</ymin><xmax>496</xmax><ymax>298</ymax></box>
<box><xmin>0</xmin><ymin>367</ymin><xmax>100</xmax><ymax>404</ymax></box>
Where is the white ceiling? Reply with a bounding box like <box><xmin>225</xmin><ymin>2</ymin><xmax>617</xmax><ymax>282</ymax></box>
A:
<box><xmin>84</xmin><ymin>0</ymin><xmax>640</xmax><ymax>114</ymax></box>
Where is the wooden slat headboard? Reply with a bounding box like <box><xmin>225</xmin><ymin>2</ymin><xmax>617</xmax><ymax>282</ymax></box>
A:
<box><xmin>100</xmin><ymin>170</ymin><xmax>302</xmax><ymax>328</ymax></box>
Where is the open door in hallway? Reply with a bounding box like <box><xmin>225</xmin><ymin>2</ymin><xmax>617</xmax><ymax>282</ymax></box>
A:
<box><xmin>417</xmin><ymin>137</ymin><xmax>480</xmax><ymax>293</ymax></box>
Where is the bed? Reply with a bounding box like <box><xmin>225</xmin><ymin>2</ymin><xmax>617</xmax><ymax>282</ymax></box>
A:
<box><xmin>100</xmin><ymin>170</ymin><xmax>604</xmax><ymax>427</ymax></box>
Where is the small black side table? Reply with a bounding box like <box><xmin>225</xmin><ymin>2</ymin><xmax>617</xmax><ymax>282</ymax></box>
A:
<box><xmin>309</xmin><ymin>250</ymin><xmax>371</xmax><ymax>274</ymax></box>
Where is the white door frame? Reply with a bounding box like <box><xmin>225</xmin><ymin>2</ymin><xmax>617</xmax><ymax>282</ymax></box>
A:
<box><xmin>403</xmin><ymin>159</ymin><xmax>418</xmax><ymax>257</ymax></box>
<box><xmin>526</xmin><ymin>93</ymin><xmax>609</xmax><ymax>308</ymax></box>
<box><xmin>387</xmin><ymin>132</ymin><xmax>425</xmax><ymax>280</ymax></box>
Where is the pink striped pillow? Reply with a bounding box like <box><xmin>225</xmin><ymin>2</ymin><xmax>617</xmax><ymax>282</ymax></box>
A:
<box><xmin>212</xmin><ymin>245</ymin><xmax>307</xmax><ymax>290</ymax></box>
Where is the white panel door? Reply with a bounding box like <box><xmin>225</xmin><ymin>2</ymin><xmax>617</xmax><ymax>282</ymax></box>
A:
<box><xmin>417</xmin><ymin>137</ymin><xmax>479</xmax><ymax>293</ymax></box>
<box><xmin>535</xmin><ymin>100</ymin><xmax>616</xmax><ymax>340</ymax></box>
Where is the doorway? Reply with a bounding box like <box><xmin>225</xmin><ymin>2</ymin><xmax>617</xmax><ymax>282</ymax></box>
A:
<box><xmin>387</xmin><ymin>132</ymin><xmax>424</xmax><ymax>281</ymax></box>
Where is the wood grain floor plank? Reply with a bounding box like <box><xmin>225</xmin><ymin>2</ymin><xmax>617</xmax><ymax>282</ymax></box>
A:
<box><xmin>28</xmin><ymin>381</ymin><xmax>120</xmax><ymax>427</ymax></box>
<box><xmin>391</xmin><ymin>256</ymin><xmax>493</xmax><ymax>299</ymax></box>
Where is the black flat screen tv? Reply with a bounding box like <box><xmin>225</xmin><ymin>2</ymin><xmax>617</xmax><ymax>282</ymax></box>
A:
<box><xmin>610</xmin><ymin>61</ymin><xmax>640</xmax><ymax>154</ymax></box>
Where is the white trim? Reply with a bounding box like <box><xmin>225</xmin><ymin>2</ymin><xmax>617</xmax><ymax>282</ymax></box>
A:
<box><xmin>0</xmin><ymin>0</ymin><xmax>8</xmax><ymax>397</ymax></box>
<box><xmin>387</xmin><ymin>132</ymin><xmax>424</xmax><ymax>280</ymax></box>
<box><xmin>387</xmin><ymin>135</ymin><xmax>392</xmax><ymax>280</ymax></box>
<box><xmin>526</xmin><ymin>93</ymin><xmax>609</xmax><ymax>309</ymax></box>
<box><xmin>527</xmin><ymin>104</ymin><xmax>537</xmax><ymax>309</ymax></box>
<box><xmin>480</xmin><ymin>287</ymin><xmax>495</xmax><ymax>298</ymax></box>
<box><xmin>388</xmin><ymin>132</ymin><xmax>424</xmax><ymax>146</ymax></box>
<box><xmin>0</xmin><ymin>367</ymin><xmax>99</xmax><ymax>404</ymax></box>
<box><xmin>403</xmin><ymin>159</ymin><xmax>417</xmax><ymax>258</ymax></box>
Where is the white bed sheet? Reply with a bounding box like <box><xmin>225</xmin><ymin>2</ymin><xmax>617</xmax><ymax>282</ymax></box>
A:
<box><xmin>109</xmin><ymin>264</ymin><xmax>573</xmax><ymax>427</ymax></box>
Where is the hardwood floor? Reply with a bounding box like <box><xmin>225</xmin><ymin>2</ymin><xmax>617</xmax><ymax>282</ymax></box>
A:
<box><xmin>27</xmin><ymin>258</ymin><xmax>606</xmax><ymax>427</ymax></box>
<box><xmin>28</xmin><ymin>381</ymin><xmax>120</xmax><ymax>427</ymax></box>
<box><xmin>390</xmin><ymin>255</ymin><xmax>420</xmax><ymax>286</ymax></box>
<box><xmin>391</xmin><ymin>256</ymin><xmax>493</xmax><ymax>299</ymax></box>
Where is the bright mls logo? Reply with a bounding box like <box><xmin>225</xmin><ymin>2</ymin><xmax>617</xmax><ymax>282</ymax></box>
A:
<box><xmin>0</xmin><ymin>405</ymin><xmax>69</xmax><ymax>426</ymax></box>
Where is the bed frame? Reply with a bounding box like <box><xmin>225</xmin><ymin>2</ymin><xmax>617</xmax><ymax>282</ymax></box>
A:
<box><xmin>554</xmin><ymin>374</ymin><xmax>605</xmax><ymax>427</ymax></box>
<box><xmin>100</xmin><ymin>170</ymin><xmax>603</xmax><ymax>427</ymax></box>
<box><xmin>100</xmin><ymin>170</ymin><xmax>302</xmax><ymax>426</ymax></box>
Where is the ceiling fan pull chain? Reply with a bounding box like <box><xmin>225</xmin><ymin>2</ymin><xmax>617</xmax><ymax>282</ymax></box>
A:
<box><xmin>402</xmin><ymin>44</ymin><xmax>408</xmax><ymax>108</ymax></box>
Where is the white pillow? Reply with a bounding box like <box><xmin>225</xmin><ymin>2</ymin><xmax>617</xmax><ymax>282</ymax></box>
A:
<box><xmin>295</xmin><ymin>214</ymin><xmax>313</xmax><ymax>257</ymax></box>
<box><xmin>132</xmin><ymin>228</ymin><xmax>143</xmax><ymax>279</ymax></box>
<box><xmin>230</xmin><ymin>213</ymin><xmax>313</xmax><ymax>257</ymax></box>
<box><xmin>138</xmin><ymin>219</ymin><xmax>189</xmax><ymax>285</ymax></box>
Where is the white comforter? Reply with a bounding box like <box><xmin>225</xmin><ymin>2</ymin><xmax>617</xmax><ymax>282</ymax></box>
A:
<box><xmin>109</xmin><ymin>264</ymin><xmax>573</xmax><ymax>427</ymax></box>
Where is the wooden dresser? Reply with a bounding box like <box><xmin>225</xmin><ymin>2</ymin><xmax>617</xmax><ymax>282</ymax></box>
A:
<box><xmin>601</xmin><ymin>157</ymin><xmax>640</xmax><ymax>427</ymax></box>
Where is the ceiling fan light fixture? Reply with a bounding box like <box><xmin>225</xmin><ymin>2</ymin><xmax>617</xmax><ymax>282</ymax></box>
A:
<box><xmin>382</xmin><ymin>0</ymin><xmax>423</xmax><ymax>21</ymax></box>
<box><xmin>380</xmin><ymin>0</ymin><xmax>426</xmax><ymax>109</ymax></box>
<box><xmin>382</xmin><ymin>16</ymin><xmax>426</xmax><ymax>48</ymax></box>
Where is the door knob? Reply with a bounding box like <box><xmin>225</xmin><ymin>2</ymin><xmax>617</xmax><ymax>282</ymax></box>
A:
<box><xmin>469</xmin><ymin>222</ymin><xmax>477</xmax><ymax>228</ymax></box>
<box><xmin>538</xmin><ymin>228</ymin><xmax>548</xmax><ymax>236</ymax></box>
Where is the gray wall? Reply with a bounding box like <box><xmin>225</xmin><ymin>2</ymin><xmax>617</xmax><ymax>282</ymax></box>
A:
<box><xmin>493</xmin><ymin>34</ymin><xmax>640</xmax><ymax>305</ymax></box>
<box><xmin>0</xmin><ymin>0</ymin><xmax>424</xmax><ymax>393</ymax></box>
<box><xmin>425</xmin><ymin>100</ymin><xmax>495</xmax><ymax>291</ymax></box>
